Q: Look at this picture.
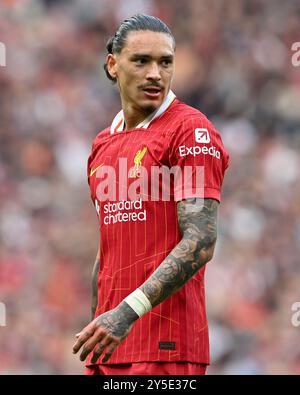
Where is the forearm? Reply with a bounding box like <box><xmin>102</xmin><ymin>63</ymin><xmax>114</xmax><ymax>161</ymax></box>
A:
<box><xmin>117</xmin><ymin>199</ymin><xmax>218</xmax><ymax>321</ymax></box>
<box><xmin>140</xmin><ymin>234</ymin><xmax>216</xmax><ymax>308</ymax></box>
<box><xmin>91</xmin><ymin>250</ymin><xmax>100</xmax><ymax>320</ymax></box>
<box><xmin>140</xmin><ymin>198</ymin><xmax>218</xmax><ymax>308</ymax></box>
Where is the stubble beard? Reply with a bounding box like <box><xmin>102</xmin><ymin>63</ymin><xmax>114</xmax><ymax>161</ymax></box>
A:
<box><xmin>142</xmin><ymin>103</ymin><xmax>158</xmax><ymax>114</ymax></box>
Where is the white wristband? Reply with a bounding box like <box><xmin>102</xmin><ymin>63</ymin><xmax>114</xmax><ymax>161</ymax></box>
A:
<box><xmin>123</xmin><ymin>288</ymin><xmax>152</xmax><ymax>318</ymax></box>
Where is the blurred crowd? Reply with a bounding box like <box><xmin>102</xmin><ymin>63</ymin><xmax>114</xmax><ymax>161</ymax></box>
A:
<box><xmin>0</xmin><ymin>0</ymin><xmax>300</xmax><ymax>374</ymax></box>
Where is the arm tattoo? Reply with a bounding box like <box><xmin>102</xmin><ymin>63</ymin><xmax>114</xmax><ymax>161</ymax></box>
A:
<box><xmin>140</xmin><ymin>198</ymin><xmax>219</xmax><ymax>308</ymax></box>
<box><xmin>97</xmin><ymin>301</ymin><xmax>139</xmax><ymax>338</ymax></box>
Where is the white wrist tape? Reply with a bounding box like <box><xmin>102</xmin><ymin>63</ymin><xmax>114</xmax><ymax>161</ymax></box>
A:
<box><xmin>123</xmin><ymin>288</ymin><xmax>152</xmax><ymax>318</ymax></box>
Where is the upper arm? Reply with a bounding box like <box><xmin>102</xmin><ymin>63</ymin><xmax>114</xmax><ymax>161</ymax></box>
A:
<box><xmin>177</xmin><ymin>197</ymin><xmax>219</xmax><ymax>262</ymax></box>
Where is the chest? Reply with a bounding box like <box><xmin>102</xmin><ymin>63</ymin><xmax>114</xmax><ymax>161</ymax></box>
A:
<box><xmin>89</xmin><ymin>128</ymin><xmax>172</xmax><ymax>202</ymax></box>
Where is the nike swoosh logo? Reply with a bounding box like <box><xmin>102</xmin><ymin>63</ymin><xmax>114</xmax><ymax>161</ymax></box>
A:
<box><xmin>90</xmin><ymin>163</ymin><xmax>104</xmax><ymax>177</ymax></box>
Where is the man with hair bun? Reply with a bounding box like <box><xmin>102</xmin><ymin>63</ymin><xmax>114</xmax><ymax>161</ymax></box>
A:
<box><xmin>73</xmin><ymin>14</ymin><xmax>229</xmax><ymax>375</ymax></box>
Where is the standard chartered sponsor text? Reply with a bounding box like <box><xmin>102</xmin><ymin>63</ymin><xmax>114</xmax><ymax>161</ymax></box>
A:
<box><xmin>103</xmin><ymin>199</ymin><xmax>146</xmax><ymax>225</ymax></box>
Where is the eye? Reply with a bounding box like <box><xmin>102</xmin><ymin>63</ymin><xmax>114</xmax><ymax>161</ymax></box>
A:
<box><xmin>161</xmin><ymin>59</ymin><xmax>172</xmax><ymax>67</ymax></box>
<box><xmin>135</xmin><ymin>58</ymin><xmax>147</xmax><ymax>65</ymax></box>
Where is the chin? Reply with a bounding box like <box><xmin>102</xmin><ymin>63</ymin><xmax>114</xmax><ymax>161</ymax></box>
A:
<box><xmin>140</xmin><ymin>99</ymin><xmax>162</xmax><ymax>114</ymax></box>
<box><xmin>142</xmin><ymin>104</ymin><xmax>158</xmax><ymax>113</ymax></box>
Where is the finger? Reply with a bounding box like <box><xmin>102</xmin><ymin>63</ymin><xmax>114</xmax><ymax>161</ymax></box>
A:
<box><xmin>102</xmin><ymin>342</ymin><xmax>118</xmax><ymax>363</ymax></box>
<box><xmin>79</xmin><ymin>331</ymin><xmax>106</xmax><ymax>361</ymax></box>
<box><xmin>72</xmin><ymin>327</ymin><xmax>95</xmax><ymax>354</ymax></box>
<box><xmin>75</xmin><ymin>333</ymin><xmax>81</xmax><ymax>338</ymax></box>
<box><xmin>91</xmin><ymin>337</ymin><xmax>111</xmax><ymax>364</ymax></box>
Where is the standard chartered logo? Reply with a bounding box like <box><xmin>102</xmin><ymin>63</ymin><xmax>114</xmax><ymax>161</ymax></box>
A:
<box><xmin>102</xmin><ymin>199</ymin><xmax>146</xmax><ymax>225</ymax></box>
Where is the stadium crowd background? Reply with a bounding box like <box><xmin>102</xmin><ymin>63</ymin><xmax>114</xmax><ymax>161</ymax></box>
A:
<box><xmin>0</xmin><ymin>0</ymin><xmax>300</xmax><ymax>374</ymax></box>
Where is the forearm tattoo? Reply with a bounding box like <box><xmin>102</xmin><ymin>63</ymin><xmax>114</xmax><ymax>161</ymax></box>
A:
<box><xmin>140</xmin><ymin>198</ymin><xmax>219</xmax><ymax>308</ymax></box>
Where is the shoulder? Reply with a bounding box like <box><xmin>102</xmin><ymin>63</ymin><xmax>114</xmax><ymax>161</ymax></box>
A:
<box><xmin>168</xmin><ymin>99</ymin><xmax>230</xmax><ymax>169</ymax></box>
<box><xmin>90</xmin><ymin>127</ymin><xmax>111</xmax><ymax>152</ymax></box>
<box><xmin>160</xmin><ymin>99</ymin><xmax>206</xmax><ymax>129</ymax></box>
<box><xmin>87</xmin><ymin>126</ymin><xmax>111</xmax><ymax>171</ymax></box>
<box><xmin>168</xmin><ymin>100</ymin><xmax>224</xmax><ymax>146</ymax></box>
<box><xmin>169</xmin><ymin>99</ymin><xmax>208</xmax><ymax>119</ymax></box>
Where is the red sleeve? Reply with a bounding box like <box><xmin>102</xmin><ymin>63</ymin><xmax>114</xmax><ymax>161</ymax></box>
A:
<box><xmin>87</xmin><ymin>128</ymin><xmax>110</xmax><ymax>186</ymax></box>
<box><xmin>169</xmin><ymin>115</ymin><xmax>229</xmax><ymax>202</ymax></box>
<box><xmin>87</xmin><ymin>143</ymin><xmax>96</xmax><ymax>187</ymax></box>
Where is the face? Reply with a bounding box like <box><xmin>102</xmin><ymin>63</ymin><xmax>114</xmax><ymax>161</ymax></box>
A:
<box><xmin>107</xmin><ymin>30</ymin><xmax>175</xmax><ymax>115</ymax></box>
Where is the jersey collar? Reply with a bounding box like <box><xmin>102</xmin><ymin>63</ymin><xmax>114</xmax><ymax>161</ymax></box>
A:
<box><xmin>110</xmin><ymin>90</ymin><xmax>176</xmax><ymax>134</ymax></box>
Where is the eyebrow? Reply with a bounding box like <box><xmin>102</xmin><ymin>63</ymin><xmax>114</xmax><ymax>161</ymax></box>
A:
<box><xmin>130</xmin><ymin>54</ymin><xmax>174</xmax><ymax>60</ymax></box>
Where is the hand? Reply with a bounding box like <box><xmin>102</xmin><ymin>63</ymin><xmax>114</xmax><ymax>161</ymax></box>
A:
<box><xmin>72</xmin><ymin>302</ymin><xmax>138</xmax><ymax>363</ymax></box>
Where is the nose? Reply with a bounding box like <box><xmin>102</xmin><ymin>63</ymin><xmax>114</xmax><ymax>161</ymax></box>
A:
<box><xmin>146</xmin><ymin>62</ymin><xmax>161</xmax><ymax>81</ymax></box>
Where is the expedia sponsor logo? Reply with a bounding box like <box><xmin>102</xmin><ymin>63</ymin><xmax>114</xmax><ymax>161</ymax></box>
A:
<box><xmin>195</xmin><ymin>128</ymin><xmax>210</xmax><ymax>143</ymax></box>
<box><xmin>179</xmin><ymin>145</ymin><xmax>221</xmax><ymax>159</ymax></box>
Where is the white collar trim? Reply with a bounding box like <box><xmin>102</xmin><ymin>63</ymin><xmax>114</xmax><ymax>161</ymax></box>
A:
<box><xmin>110</xmin><ymin>90</ymin><xmax>176</xmax><ymax>134</ymax></box>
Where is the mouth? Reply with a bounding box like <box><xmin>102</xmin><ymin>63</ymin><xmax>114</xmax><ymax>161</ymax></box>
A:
<box><xmin>142</xmin><ymin>86</ymin><xmax>162</xmax><ymax>99</ymax></box>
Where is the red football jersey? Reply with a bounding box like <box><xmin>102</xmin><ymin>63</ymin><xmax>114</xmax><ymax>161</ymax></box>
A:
<box><xmin>86</xmin><ymin>92</ymin><xmax>229</xmax><ymax>366</ymax></box>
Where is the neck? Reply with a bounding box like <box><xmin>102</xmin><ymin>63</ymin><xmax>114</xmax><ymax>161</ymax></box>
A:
<box><xmin>122</xmin><ymin>102</ymin><xmax>153</xmax><ymax>130</ymax></box>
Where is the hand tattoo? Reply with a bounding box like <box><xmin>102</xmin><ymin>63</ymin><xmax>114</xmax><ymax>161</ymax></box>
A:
<box><xmin>73</xmin><ymin>302</ymin><xmax>138</xmax><ymax>363</ymax></box>
<box><xmin>96</xmin><ymin>301</ymin><xmax>139</xmax><ymax>339</ymax></box>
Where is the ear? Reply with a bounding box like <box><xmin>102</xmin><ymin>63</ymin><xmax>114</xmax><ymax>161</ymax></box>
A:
<box><xmin>106</xmin><ymin>54</ymin><xmax>118</xmax><ymax>80</ymax></box>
